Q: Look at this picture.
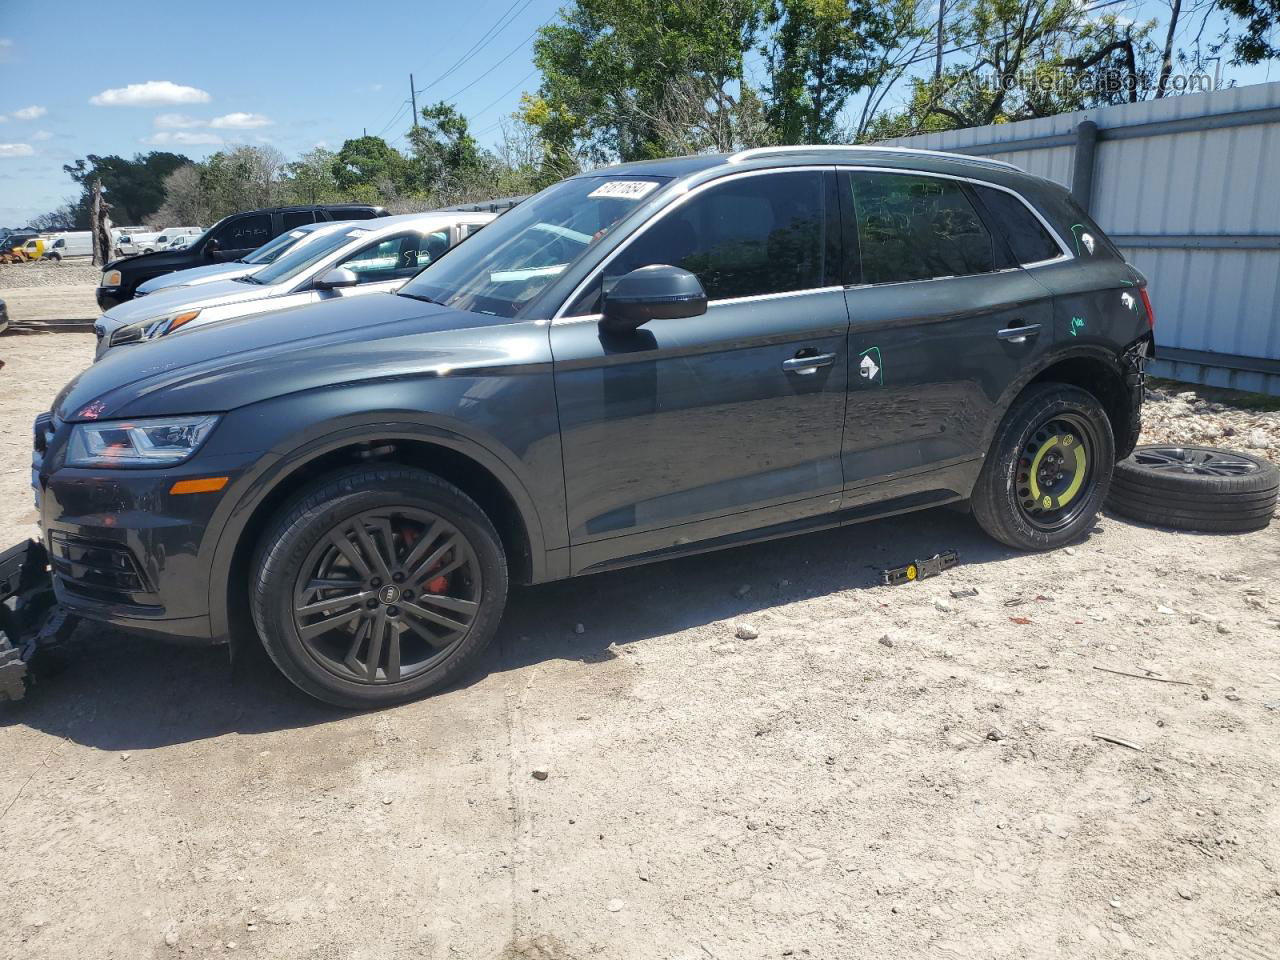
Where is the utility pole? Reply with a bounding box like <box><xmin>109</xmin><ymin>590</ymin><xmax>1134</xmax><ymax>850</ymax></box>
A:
<box><xmin>410</xmin><ymin>74</ymin><xmax>420</xmax><ymax>131</ymax></box>
<box><xmin>935</xmin><ymin>0</ymin><xmax>945</xmax><ymax>81</ymax></box>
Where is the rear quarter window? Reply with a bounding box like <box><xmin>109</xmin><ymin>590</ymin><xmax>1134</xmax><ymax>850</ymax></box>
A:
<box><xmin>971</xmin><ymin>185</ymin><xmax>1064</xmax><ymax>265</ymax></box>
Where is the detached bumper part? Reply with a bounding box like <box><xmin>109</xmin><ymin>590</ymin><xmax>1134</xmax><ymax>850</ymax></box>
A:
<box><xmin>0</xmin><ymin>540</ymin><xmax>79</xmax><ymax>702</ymax></box>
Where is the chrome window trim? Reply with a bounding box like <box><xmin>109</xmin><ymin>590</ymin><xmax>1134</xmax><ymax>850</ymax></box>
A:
<box><xmin>833</xmin><ymin>164</ymin><xmax>1074</xmax><ymax>268</ymax></box>
<box><xmin>553</xmin><ymin>284</ymin><xmax>846</xmax><ymax>327</ymax></box>
<box><xmin>553</xmin><ymin>164</ymin><xmax>1073</xmax><ymax>321</ymax></box>
<box><xmin>553</xmin><ymin>166</ymin><xmax>834</xmax><ymax>323</ymax></box>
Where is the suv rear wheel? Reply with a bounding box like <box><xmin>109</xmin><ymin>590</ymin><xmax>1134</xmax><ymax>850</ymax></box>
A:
<box><xmin>250</xmin><ymin>466</ymin><xmax>508</xmax><ymax>708</ymax></box>
<box><xmin>971</xmin><ymin>383</ymin><xmax>1115</xmax><ymax>550</ymax></box>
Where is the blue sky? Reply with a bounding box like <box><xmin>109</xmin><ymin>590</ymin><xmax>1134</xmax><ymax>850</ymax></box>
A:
<box><xmin>0</xmin><ymin>0</ymin><xmax>562</xmax><ymax>225</ymax></box>
<box><xmin>0</xmin><ymin>0</ymin><xmax>1275</xmax><ymax>227</ymax></box>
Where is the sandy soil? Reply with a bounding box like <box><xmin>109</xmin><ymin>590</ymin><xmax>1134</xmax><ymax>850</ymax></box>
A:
<box><xmin>2</xmin><ymin>285</ymin><xmax>1278</xmax><ymax>960</ymax></box>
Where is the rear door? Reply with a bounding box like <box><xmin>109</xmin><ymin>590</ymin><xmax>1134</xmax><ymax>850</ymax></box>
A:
<box><xmin>839</xmin><ymin>169</ymin><xmax>1061</xmax><ymax>491</ymax></box>
<box><xmin>208</xmin><ymin>212</ymin><xmax>272</xmax><ymax>261</ymax></box>
<box><xmin>551</xmin><ymin>167</ymin><xmax>850</xmax><ymax>571</ymax></box>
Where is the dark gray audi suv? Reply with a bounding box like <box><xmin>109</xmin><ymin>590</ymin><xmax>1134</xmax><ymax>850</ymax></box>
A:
<box><xmin>34</xmin><ymin>145</ymin><xmax>1153</xmax><ymax>707</ymax></box>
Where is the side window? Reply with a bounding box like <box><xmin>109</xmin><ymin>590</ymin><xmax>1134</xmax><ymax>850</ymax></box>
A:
<box><xmin>577</xmin><ymin>170</ymin><xmax>827</xmax><ymax>313</ymax></box>
<box><xmin>339</xmin><ymin>232</ymin><xmax>424</xmax><ymax>284</ymax></box>
<box><xmin>460</xmin><ymin>221</ymin><xmax>487</xmax><ymax>239</ymax></box>
<box><xmin>850</xmin><ymin>172</ymin><xmax>994</xmax><ymax>284</ymax></box>
<box><xmin>212</xmin><ymin>213</ymin><xmax>271</xmax><ymax>251</ymax></box>
<box><xmin>415</xmin><ymin>230</ymin><xmax>452</xmax><ymax>267</ymax></box>
<box><xmin>282</xmin><ymin>210</ymin><xmax>315</xmax><ymax>230</ymax></box>
<box><xmin>971</xmin><ymin>185</ymin><xmax>1063</xmax><ymax>265</ymax></box>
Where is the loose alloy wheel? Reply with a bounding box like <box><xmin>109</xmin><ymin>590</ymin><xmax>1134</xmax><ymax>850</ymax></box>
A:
<box><xmin>1107</xmin><ymin>445</ymin><xmax>1278</xmax><ymax>533</ymax></box>
<box><xmin>971</xmin><ymin>383</ymin><xmax>1115</xmax><ymax>550</ymax></box>
<box><xmin>252</xmin><ymin>467</ymin><xmax>508</xmax><ymax>708</ymax></box>
<box><xmin>292</xmin><ymin>508</ymin><xmax>481</xmax><ymax>686</ymax></box>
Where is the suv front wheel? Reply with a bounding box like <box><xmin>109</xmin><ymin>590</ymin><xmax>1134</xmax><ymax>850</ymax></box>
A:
<box><xmin>251</xmin><ymin>466</ymin><xmax>508</xmax><ymax>708</ymax></box>
<box><xmin>971</xmin><ymin>382</ymin><xmax>1116</xmax><ymax>550</ymax></box>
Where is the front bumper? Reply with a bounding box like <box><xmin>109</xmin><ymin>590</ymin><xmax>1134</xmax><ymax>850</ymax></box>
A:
<box><xmin>95</xmin><ymin>286</ymin><xmax>125</xmax><ymax>311</ymax></box>
<box><xmin>34</xmin><ymin>418</ymin><xmax>257</xmax><ymax>644</ymax></box>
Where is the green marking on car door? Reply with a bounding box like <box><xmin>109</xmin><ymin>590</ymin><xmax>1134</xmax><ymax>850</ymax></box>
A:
<box><xmin>1069</xmin><ymin>316</ymin><xmax>1086</xmax><ymax>336</ymax></box>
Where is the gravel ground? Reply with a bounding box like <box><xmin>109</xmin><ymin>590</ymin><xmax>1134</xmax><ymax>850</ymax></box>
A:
<box><xmin>1</xmin><ymin>289</ymin><xmax>1277</xmax><ymax>960</ymax></box>
<box><xmin>1142</xmin><ymin>386</ymin><xmax>1280</xmax><ymax>461</ymax></box>
<box><xmin>0</xmin><ymin>260</ymin><xmax>100</xmax><ymax>290</ymax></box>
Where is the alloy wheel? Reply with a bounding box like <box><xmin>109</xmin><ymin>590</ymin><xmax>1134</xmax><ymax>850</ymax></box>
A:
<box><xmin>291</xmin><ymin>508</ymin><xmax>482</xmax><ymax>685</ymax></box>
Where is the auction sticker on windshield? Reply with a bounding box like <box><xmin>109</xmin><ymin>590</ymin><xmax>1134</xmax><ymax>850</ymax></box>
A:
<box><xmin>588</xmin><ymin>180</ymin><xmax>661</xmax><ymax>200</ymax></box>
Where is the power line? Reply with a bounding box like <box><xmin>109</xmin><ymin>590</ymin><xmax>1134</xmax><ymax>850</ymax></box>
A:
<box><xmin>470</xmin><ymin>66</ymin><xmax>540</xmax><ymax>120</ymax></box>
<box><xmin>415</xmin><ymin>0</ymin><xmax>537</xmax><ymax>96</ymax></box>
<box><xmin>437</xmin><ymin>25</ymin><xmax>545</xmax><ymax>105</ymax></box>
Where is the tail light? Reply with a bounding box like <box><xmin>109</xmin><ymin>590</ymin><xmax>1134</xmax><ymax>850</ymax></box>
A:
<box><xmin>1138</xmin><ymin>287</ymin><xmax>1155</xmax><ymax>329</ymax></box>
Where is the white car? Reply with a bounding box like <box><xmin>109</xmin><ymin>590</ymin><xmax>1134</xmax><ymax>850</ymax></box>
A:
<box><xmin>94</xmin><ymin>211</ymin><xmax>494</xmax><ymax>357</ymax></box>
<box><xmin>135</xmin><ymin>221</ymin><xmax>346</xmax><ymax>296</ymax></box>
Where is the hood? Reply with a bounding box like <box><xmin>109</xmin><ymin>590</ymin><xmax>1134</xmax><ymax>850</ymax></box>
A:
<box><xmin>100</xmin><ymin>277</ymin><xmax>280</xmax><ymax>329</ymax></box>
<box><xmin>136</xmin><ymin>261</ymin><xmax>254</xmax><ymax>295</ymax></box>
<box><xmin>55</xmin><ymin>294</ymin><xmax>521</xmax><ymax>422</ymax></box>
<box><xmin>107</xmin><ymin>248</ymin><xmax>204</xmax><ymax>273</ymax></box>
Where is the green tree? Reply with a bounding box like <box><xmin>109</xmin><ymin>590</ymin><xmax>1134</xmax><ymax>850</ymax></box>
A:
<box><xmin>62</xmin><ymin>151</ymin><xmax>191</xmax><ymax>225</ymax></box>
<box><xmin>1218</xmin><ymin>0</ymin><xmax>1280</xmax><ymax>62</ymax></box>
<box><xmin>280</xmin><ymin>147</ymin><xmax>343</xmax><ymax>204</ymax></box>
<box><xmin>763</xmin><ymin>0</ymin><xmax>900</xmax><ymax>144</ymax></box>
<box><xmin>406</xmin><ymin>101</ymin><xmax>486</xmax><ymax>194</ymax></box>
<box><xmin>529</xmin><ymin>0</ymin><xmax>765</xmax><ymax>162</ymax></box>
<box><xmin>331</xmin><ymin>135</ymin><xmax>411</xmax><ymax>193</ymax></box>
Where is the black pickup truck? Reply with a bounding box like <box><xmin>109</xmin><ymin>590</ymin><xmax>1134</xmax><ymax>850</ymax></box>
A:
<box><xmin>95</xmin><ymin>203</ymin><xmax>387</xmax><ymax>310</ymax></box>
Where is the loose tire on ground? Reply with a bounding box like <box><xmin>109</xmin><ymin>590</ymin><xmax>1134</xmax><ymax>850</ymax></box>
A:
<box><xmin>971</xmin><ymin>382</ymin><xmax>1116</xmax><ymax>551</ymax></box>
<box><xmin>250</xmin><ymin>465</ymin><xmax>509</xmax><ymax>709</ymax></box>
<box><xmin>1106</xmin><ymin>445</ymin><xmax>1278</xmax><ymax>533</ymax></box>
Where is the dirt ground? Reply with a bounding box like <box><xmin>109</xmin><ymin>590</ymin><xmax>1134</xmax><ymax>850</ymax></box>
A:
<box><xmin>2</xmin><ymin>284</ymin><xmax>1278</xmax><ymax>960</ymax></box>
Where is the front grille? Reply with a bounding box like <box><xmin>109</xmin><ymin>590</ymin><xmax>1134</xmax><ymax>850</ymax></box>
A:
<box><xmin>49</xmin><ymin>532</ymin><xmax>151</xmax><ymax>597</ymax></box>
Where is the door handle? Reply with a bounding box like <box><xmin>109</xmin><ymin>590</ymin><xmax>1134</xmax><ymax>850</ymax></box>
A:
<box><xmin>782</xmin><ymin>352</ymin><xmax>837</xmax><ymax>375</ymax></box>
<box><xmin>997</xmin><ymin>322</ymin><xmax>1041</xmax><ymax>344</ymax></box>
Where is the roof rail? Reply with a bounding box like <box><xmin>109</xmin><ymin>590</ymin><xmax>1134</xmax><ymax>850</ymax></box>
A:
<box><xmin>726</xmin><ymin>144</ymin><xmax>1022</xmax><ymax>172</ymax></box>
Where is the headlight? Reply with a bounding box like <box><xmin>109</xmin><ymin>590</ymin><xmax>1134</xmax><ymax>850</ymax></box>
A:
<box><xmin>102</xmin><ymin>270</ymin><xmax>122</xmax><ymax>287</ymax></box>
<box><xmin>65</xmin><ymin>415</ymin><xmax>221</xmax><ymax>468</ymax></box>
<box><xmin>109</xmin><ymin>309</ymin><xmax>201</xmax><ymax>347</ymax></box>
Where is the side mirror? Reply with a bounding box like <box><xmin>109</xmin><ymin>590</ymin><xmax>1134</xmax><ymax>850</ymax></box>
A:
<box><xmin>205</xmin><ymin>238</ymin><xmax>221</xmax><ymax>259</ymax></box>
<box><xmin>601</xmin><ymin>264</ymin><xmax>707</xmax><ymax>333</ymax></box>
<box><xmin>315</xmin><ymin>266</ymin><xmax>359</xmax><ymax>290</ymax></box>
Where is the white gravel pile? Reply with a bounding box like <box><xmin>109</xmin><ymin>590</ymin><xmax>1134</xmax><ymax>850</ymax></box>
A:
<box><xmin>1140</xmin><ymin>387</ymin><xmax>1279</xmax><ymax>463</ymax></box>
<box><xmin>0</xmin><ymin>260</ymin><xmax>100</xmax><ymax>290</ymax></box>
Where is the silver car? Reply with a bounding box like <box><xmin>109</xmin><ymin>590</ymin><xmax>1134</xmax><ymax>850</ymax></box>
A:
<box><xmin>135</xmin><ymin>220</ymin><xmax>346</xmax><ymax>296</ymax></box>
<box><xmin>94</xmin><ymin>211</ymin><xmax>494</xmax><ymax>357</ymax></box>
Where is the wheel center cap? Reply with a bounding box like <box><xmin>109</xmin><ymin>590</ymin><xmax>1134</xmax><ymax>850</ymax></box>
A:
<box><xmin>378</xmin><ymin>584</ymin><xmax>402</xmax><ymax>605</ymax></box>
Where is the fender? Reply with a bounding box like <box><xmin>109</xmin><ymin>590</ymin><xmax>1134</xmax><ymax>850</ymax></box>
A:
<box><xmin>202</xmin><ymin>413</ymin><xmax>556</xmax><ymax>642</ymax></box>
<box><xmin>980</xmin><ymin>339</ymin><xmax>1146</xmax><ymax>454</ymax></box>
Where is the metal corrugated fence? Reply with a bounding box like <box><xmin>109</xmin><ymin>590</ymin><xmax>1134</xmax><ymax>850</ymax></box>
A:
<box><xmin>885</xmin><ymin>82</ymin><xmax>1280</xmax><ymax>395</ymax></box>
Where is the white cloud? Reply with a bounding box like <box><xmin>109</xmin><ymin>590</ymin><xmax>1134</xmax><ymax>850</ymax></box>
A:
<box><xmin>143</xmin><ymin>130</ymin><xmax>224</xmax><ymax>146</ymax></box>
<box><xmin>0</xmin><ymin>143</ymin><xmax>35</xmax><ymax>158</ymax></box>
<box><xmin>0</xmin><ymin>38</ymin><xmax>12</xmax><ymax>62</ymax></box>
<box><xmin>210</xmin><ymin>112</ymin><xmax>273</xmax><ymax>129</ymax></box>
<box><xmin>91</xmin><ymin>81</ymin><xmax>212</xmax><ymax>107</ymax></box>
<box><xmin>13</xmin><ymin>105</ymin><xmax>46</xmax><ymax>120</ymax></box>
<box><xmin>30</xmin><ymin>130</ymin><xmax>52</xmax><ymax>141</ymax></box>
<box><xmin>154</xmin><ymin>112</ymin><xmax>206</xmax><ymax>129</ymax></box>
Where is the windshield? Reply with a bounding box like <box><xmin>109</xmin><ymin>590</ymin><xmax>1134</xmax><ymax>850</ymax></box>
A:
<box><xmin>244</xmin><ymin>225</ymin><xmax>367</xmax><ymax>286</ymax></box>
<box><xmin>399</xmin><ymin>175</ymin><xmax>671</xmax><ymax>318</ymax></box>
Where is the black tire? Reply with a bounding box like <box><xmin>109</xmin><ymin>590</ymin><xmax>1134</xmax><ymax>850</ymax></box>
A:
<box><xmin>1107</xmin><ymin>445</ymin><xmax>1278</xmax><ymax>533</ymax></box>
<box><xmin>971</xmin><ymin>382</ymin><xmax>1115</xmax><ymax>550</ymax></box>
<box><xmin>250</xmin><ymin>466</ymin><xmax>508</xmax><ymax>709</ymax></box>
